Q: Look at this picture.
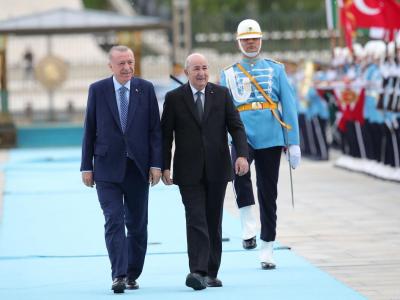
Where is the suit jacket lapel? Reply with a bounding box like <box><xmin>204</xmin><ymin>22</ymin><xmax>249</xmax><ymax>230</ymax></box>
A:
<box><xmin>126</xmin><ymin>77</ymin><xmax>140</xmax><ymax>130</ymax></box>
<box><xmin>105</xmin><ymin>76</ymin><xmax>122</xmax><ymax>131</ymax></box>
<box><xmin>183</xmin><ymin>83</ymin><xmax>202</xmax><ymax>125</ymax></box>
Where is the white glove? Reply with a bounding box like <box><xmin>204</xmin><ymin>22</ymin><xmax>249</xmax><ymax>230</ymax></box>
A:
<box><xmin>285</xmin><ymin>145</ymin><xmax>301</xmax><ymax>169</ymax></box>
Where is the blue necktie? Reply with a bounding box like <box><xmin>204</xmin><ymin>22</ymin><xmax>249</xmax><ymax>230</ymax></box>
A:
<box><xmin>119</xmin><ymin>86</ymin><xmax>129</xmax><ymax>132</ymax></box>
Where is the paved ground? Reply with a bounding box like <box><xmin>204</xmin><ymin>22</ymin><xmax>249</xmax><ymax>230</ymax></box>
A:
<box><xmin>1</xmin><ymin>149</ymin><xmax>399</xmax><ymax>299</ymax></box>
<box><xmin>224</xmin><ymin>151</ymin><xmax>400</xmax><ymax>300</ymax></box>
<box><xmin>0</xmin><ymin>148</ymin><xmax>365</xmax><ymax>300</ymax></box>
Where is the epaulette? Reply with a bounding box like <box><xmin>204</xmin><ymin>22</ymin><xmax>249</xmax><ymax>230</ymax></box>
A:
<box><xmin>223</xmin><ymin>63</ymin><xmax>236</xmax><ymax>70</ymax></box>
<box><xmin>265</xmin><ymin>58</ymin><xmax>283</xmax><ymax>65</ymax></box>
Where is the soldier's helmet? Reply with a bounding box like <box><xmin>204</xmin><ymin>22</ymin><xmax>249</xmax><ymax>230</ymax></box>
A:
<box><xmin>365</xmin><ymin>40</ymin><xmax>386</xmax><ymax>60</ymax></box>
<box><xmin>353</xmin><ymin>43</ymin><xmax>365</xmax><ymax>59</ymax></box>
<box><xmin>387</xmin><ymin>42</ymin><xmax>395</xmax><ymax>57</ymax></box>
<box><xmin>236</xmin><ymin>19</ymin><xmax>263</xmax><ymax>40</ymax></box>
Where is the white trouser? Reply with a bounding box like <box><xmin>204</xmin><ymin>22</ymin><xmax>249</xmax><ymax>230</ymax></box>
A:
<box><xmin>239</xmin><ymin>205</ymin><xmax>257</xmax><ymax>240</ymax></box>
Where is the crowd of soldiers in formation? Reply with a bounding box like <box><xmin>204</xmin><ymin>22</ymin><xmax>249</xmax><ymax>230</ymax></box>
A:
<box><xmin>286</xmin><ymin>40</ymin><xmax>400</xmax><ymax>182</ymax></box>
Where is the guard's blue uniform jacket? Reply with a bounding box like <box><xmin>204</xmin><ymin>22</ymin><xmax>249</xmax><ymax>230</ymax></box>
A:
<box><xmin>287</xmin><ymin>72</ymin><xmax>305</xmax><ymax>115</ymax></box>
<box><xmin>364</xmin><ymin>63</ymin><xmax>384</xmax><ymax>123</ymax></box>
<box><xmin>220</xmin><ymin>57</ymin><xmax>299</xmax><ymax>149</ymax></box>
<box><xmin>306</xmin><ymin>87</ymin><xmax>329</xmax><ymax>121</ymax></box>
<box><xmin>305</xmin><ymin>70</ymin><xmax>329</xmax><ymax>121</ymax></box>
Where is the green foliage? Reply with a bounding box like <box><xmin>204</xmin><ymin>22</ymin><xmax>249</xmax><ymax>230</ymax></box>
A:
<box><xmin>81</xmin><ymin>0</ymin><xmax>330</xmax><ymax>52</ymax></box>
<box><xmin>192</xmin><ymin>9</ymin><xmax>326</xmax><ymax>34</ymax></box>
<box><xmin>188</xmin><ymin>0</ymin><xmax>328</xmax><ymax>52</ymax></box>
<box><xmin>81</xmin><ymin>0</ymin><xmax>111</xmax><ymax>10</ymax></box>
<box><xmin>188</xmin><ymin>0</ymin><xmax>326</xmax><ymax>35</ymax></box>
<box><xmin>154</xmin><ymin>0</ymin><xmax>324</xmax><ymax>17</ymax></box>
<box><xmin>191</xmin><ymin>0</ymin><xmax>324</xmax><ymax>14</ymax></box>
<box><xmin>260</xmin><ymin>0</ymin><xmax>325</xmax><ymax>11</ymax></box>
<box><xmin>145</xmin><ymin>0</ymin><xmax>328</xmax><ymax>52</ymax></box>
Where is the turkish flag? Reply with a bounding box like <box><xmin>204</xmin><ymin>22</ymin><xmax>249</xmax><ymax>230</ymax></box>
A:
<box><xmin>339</xmin><ymin>0</ymin><xmax>400</xmax><ymax>46</ymax></box>
<box><xmin>352</xmin><ymin>0</ymin><xmax>400</xmax><ymax>29</ymax></box>
<box><xmin>339</xmin><ymin>2</ymin><xmax>356</xmax><ymax>49</ymax></box>
<box><xmin>340</xmin><ymin>7</ymin><xmax>356</xmax><ymax>50</ymax></box>
<box><xmin>341</xmin><ymin>0</ymin><xmax>400</xmax><ymax>30</ymax></box>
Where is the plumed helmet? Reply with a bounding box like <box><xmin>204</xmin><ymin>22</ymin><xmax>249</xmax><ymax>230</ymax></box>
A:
<box><xmin>353</xmin><ymin>43</ymin><xmax>365</xmax><ymax>58</ymax></box>
<box><xmin>341</xmin><ymin>47</ymin><xmax>351</xmax><ymax>59</ymax></box>
<box><xmin>387</xmin><ymin>41</ymin><xmax>395</xmax><ymax>57</ymax></box>
<box><xmin>333</xmin><ymin>47</ymin><xmax>342</xmax><ymax>58</ymax></box>
<box><xmin>236</xmin><ymin>19</ymin><xmax>263</xmax><ymax>40</ymax></box>
<box><xmin>364</xmin><ymin>40</ymin><xmax>386</xmax><ymax>59</ymax></box>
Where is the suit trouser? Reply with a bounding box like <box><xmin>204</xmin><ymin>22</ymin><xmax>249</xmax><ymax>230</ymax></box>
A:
<box><xmin>231</xmin><ymin>145</ymin><xmax>282</xmax><ymax>242</ymax></box>
<box><xmin>96</xmin><ymin>158</ymin><xmax>149</xmax><ymax>280</ymax></box>
<box><xmin>179</xmin><ymin>181</ymin><xmax>227</xmax><ymax>278</ymax></box>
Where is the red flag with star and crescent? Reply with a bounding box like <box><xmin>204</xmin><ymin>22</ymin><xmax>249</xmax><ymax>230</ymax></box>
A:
<box><xmin>339</xmin><ymin>0</ymin><xmax>400</xmax><ymax>48</ymax></box>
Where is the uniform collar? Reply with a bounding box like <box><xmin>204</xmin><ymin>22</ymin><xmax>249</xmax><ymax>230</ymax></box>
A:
<box><xmin>241</xmin><ymin>56</ymin><xmax>263</xmax><ymax>65</ymax></box>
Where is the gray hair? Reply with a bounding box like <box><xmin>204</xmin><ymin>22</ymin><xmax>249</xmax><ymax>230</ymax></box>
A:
<box><xmin>108</xmin><ymin>45</ymin><xmax>133</xmax><ymax>61</ymax></box>
<box><xmin>184</xmin><ymin>53</ymin><xmax>208</xmax><ymax>69</ymax></box>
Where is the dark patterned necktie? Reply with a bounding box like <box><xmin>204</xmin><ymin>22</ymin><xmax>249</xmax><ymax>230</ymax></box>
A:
<box><xmin>119</xmin><ymin>86</ymin><xmax>129</xmax><ymax>132</ymax></box>
<box><xmin>195</xmin><ymin>91</ymin><xmax>203</xmax><ymax>120</ymax></box>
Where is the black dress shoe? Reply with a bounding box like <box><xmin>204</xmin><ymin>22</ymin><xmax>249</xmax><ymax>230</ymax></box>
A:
<box><xmin>261</xmin><ymin>262</ymin><xmax>276</xmax><ymax>270</ymax></box>
<box><xmin>111</xmin><ymin>277</ymin><xmax>126</xmax><ymax>293</ymax></box>
<box><xmin>126</xmin><ymin>278</ymin><xmax>139</xmax><ymax>290</ymax></box>
<box><xmin>205</xmin><ymin>276</ymin><xmax>222</xmax><ymax>287</ymax></box>
<box><xmin>242</xmin><ymin>236</ymin><xmax>257</xmax><ymax>250</ymax></box>
<box><xmin>185</xmin><ymin>273</ymin><xmax>206</xmax><ymax>290</ymax></box>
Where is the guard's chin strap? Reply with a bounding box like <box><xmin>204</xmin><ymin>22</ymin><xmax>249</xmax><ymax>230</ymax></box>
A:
<box><xmin>238</xmin><ymin>40</ymin><xmax>262</xmax><ymax>58</ymax></box>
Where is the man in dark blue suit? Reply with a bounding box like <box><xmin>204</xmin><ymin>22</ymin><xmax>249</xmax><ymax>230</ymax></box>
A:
<box><xmin>80</xmin><ymin>45</ymin><xmax>162</xmax><ymax>293</ymax></box>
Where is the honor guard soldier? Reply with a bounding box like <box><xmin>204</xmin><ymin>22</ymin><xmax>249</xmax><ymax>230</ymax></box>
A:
<box><xmin>220</xmin><ymin>19</ymin><xmax>301</xmax><ymax>269</ymax></box>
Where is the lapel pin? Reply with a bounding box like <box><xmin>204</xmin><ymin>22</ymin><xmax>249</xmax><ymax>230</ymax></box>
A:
<box><xmin>135</xmin><ymin>88</ymin><xmax>139</xmax><ymax>93</ymax></box>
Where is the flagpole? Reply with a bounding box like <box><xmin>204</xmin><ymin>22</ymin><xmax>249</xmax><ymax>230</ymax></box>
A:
<box><xmin>325</xmin><ymin>0</ymin><xmax>334</xmax><ymax>30</ymax></box>
<box><xmin>336</xmin><ymin>0</ymin><xmax>345</xmax><ymax>48</ymax></box>
<box><xmin>325</xmin><ymin>0</ymin><xmax>335</xmax><ymax>55</ymax></box>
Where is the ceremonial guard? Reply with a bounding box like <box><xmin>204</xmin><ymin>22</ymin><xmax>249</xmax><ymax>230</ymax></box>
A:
<box><xmin>380</xmin><ymin>42</ymin><xmax>400</xmax><ymax>170</ymax></box>
<box><xmin>363</xmin><ymin>41</ymin><xmax>386</xmax><ymax>170</ymax></box>
<box><xmin>220</xmin><ymin>19</ymin><xmax>301</xmax><ymax>269</ymax></box>
<box><xmin>306</xmin><ymin>70</ymin><xmax>330</xmax><ymax>161</ymax></box>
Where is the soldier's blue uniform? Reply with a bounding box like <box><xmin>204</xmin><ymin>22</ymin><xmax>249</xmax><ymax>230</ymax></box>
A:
<box><xmin>381</xmin><ymin>61</ymin><xmax>400</xmax><ymax>167</ymax></box>
<box><xmin>363</xmin><ymin>62</ymin><xmax>384</xmax><ymax>162</ymax></box>
<box><xmin>220</xmin><ymin>57</ymin><xmax>299</xmax><ymax>242</ymax></box>
<box><xmin>221</xmin><ymin>58</ymin><xmax>299</xmax><ymax>148</ymax></box>
<box><xmin>305</xmin><ymin>80</ymin><xmax>330</xmax><ymax>160</ymax></box>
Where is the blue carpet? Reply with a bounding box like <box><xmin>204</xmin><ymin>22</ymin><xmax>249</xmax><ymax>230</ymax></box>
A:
<box><xmin>17</xmin><ymin>125</ymin><xmax>83</xmax><ymax>148</ymax></box>
<box><xmin>0</xmin><ymin>148</ymin><xmax>366</xmax><ymax>299</ymax></box>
